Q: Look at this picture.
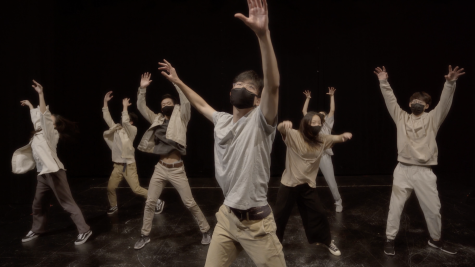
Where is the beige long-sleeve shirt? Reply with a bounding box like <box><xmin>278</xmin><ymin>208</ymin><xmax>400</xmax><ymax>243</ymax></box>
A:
<box><xmin>281</xmin><ymin>129</ymin><xmax>341</xmax><ymax>188</ymax></box>
<box><xmin>12</xmin><ymin>107</ymin><xmax>65</xmax><ymax>175</ymax></box>
<box><xmin>136</xmin><ymin>83</ymin><xmax>191</xmax><ymax>154</ymax></box>
<box><xmin>102</xmin><ymin>108</ymin><xmax>137</xmax><ymax>163</ymax></box>
<box><xmin>379</xmin><ymin>79</ymin><xmax>456</xmax><ymax>166</ymax></box>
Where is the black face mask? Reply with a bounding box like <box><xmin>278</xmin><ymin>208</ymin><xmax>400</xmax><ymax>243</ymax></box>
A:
<box><xmin>311</xmin><ymin>126</ymin><xmax>322</xmax><ymax>135</ymax></box>
<box><xmin>230</xmin><ymin>88</ymin><xmax>257</xmax><ymax>109</ymax></box>
<box><xmin>162</xmin><ymin>106</ymin><xmax>174</xmax><ymax>117</ymax></box>
<box><xmin>410</xmin><ymin>103</ymin><xmax>425</xmax><ymax>115</ymax></box>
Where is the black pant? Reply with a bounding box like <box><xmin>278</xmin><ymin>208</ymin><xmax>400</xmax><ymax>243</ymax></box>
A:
<box><xmin>274</xmin><ymin>183</ymin><xmax>331</xmax><ymax>246</ymax></box>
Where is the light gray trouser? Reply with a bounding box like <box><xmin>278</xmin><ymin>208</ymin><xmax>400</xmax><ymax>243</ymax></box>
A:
<box><xmin>32</xmin><ymin>170</ymin><xmax>90</xmax><ymax>234</ymax></box>
<box><xmin>141</xmin><ymin>162</ymin><xmax>210</xmax><ymax>236</ymax></box>
<box><xmin>386</xmin><ymin>163</ymin><xmax>441</xmax><ymax>240</ymax></box>
<box><xmin>319</xmin><ymin>153</ymin><xmax>341</xmax><ymax>203</ymax></box>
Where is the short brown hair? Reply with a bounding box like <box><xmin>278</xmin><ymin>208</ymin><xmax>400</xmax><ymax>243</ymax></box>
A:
<box><xmin>233</xmin><ymin>70</ymin><xmax>264</xmax><ymax>97</ymax></box>
<box><xmin>409</xmin><ymin>92</ymin><xmax>432</xmax><ymax>106</ymax></box>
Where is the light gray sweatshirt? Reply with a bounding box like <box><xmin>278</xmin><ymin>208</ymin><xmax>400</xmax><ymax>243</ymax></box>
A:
<box><xmin>379</xmin><ymin>79</ymin><xmax>456</xmax><ymax>166</ymax></box>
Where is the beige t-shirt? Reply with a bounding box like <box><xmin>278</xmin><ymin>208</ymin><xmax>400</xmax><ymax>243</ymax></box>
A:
<box><xmin>281</xmin><ymin>129</ymin><xmax>340</xmax><ymax>188</ymax></box>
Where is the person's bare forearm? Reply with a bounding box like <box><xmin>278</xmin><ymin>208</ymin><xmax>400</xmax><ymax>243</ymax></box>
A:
<box><xmin>174</xmin><ymin>80</ymin><xmax>214</xmax><ymax>121</ymax></box>
<box><xmin>259</xmin><ymin>32</ymin><xmax>279</xmax><ymax>94</ymax></box>
<box><xmin>329</xmin><ymin>95</ymin><xmax>335</xmax><ymax>116</ymax></box>
<box><xmin>302</xmin><ymin>97</ymin><xmax>310</xmax><ymax>115</ymax></box>
<box><xmin>258</xmin><ymin>31</ymin><xmax>279</xmax><ymax>124</ymax></box>
<box><xmin>104</xmin><ymin>101</ymin><xmax>108</xmax><ymax>109</ymax></box>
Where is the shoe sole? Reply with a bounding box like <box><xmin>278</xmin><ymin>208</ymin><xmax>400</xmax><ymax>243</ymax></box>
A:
<box><xmin>428</xmin><ymin>240</ymin><xmax>457</xmax><ymax>255</ymax></box>
<box><xmin>134</xmin><ymin>239</ymin><xmax>150</xmax><ymax>250</ymax></box>
<box><xmin>74</xmin><ymin>231</ymin><xmax>93</xmax><ymax>246</ymax></box>
<box><xmin>155</xmin><ymin>201</ymin><xmax>165</xmax><ymax>214</ymax></box>
<box><xmin>384</xmin><ymin>250</ymin><xmax>395</xmax><ymax>256</ymax></box>
<box><xmin>22</xmin><ymin>235</ymin><xmax>39</xmax><ymax>243</ymax></box>
<box><xmin>328</xmin><ymin>249</ymin><xmax>341</xmax><ymax>256</ymax></box>
<box><xmin>107</xmin><ymin>210</ymin><xmax>118</xmax><ymax>215</ymax></box>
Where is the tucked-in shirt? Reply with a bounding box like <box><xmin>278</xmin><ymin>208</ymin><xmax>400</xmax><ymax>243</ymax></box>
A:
<box><xmin>213</xmin><ymin>106</ymin><xmax>277</xmax><ymax>210</ymax></box>
<box><xmin>379</xmin><ymin>79</ymin><xmax>456</xmax><ymax>166</ymax></box>
<box><xmin>153</xmin><ymin>120</ymin><xmax>186</xmax><ymax>156</ymax></box>
<box><xmin>320</xmin><ymin>115</ymin><xmax>335</xmax><ymax>156</ymax></box>
<box><xmin>281</xmin><ymin>129</ymin><xmax>341</xmax><ymax>188</ymax></box>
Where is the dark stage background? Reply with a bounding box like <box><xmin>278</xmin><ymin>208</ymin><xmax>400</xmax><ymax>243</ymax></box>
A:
<box><xmin>2</xmin><ymin>0</ymin><xmax>474</xmax><ymax>204</ymax></box>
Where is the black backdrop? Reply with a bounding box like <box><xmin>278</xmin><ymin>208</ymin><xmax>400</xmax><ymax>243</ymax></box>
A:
<box><xmin>2</xmin><ymin>0</ymin><xmax>474</xmax><ymax>204</ymax></box>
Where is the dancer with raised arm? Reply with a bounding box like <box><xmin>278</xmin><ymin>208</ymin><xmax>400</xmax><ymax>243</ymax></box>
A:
<box><xmin>274</xmin><ymin>115</ymin><xmax>352</xmax><ymax>256</ymax></box>
<box><xmin>102</xmin><ymin>92</ymin><xmax>148</xmax><ymax>215</ymax></box>
<box><xmin>134</xmin><ymin>72</ymin><xmax>211</xmax><ymax>250</ymax></box>
<box><xmin>158</xmin><ymin>0</ymin><xmax>284</xmax><ymax>265</ymax></box>
<box><xmin>12</xmin><ymin>80</ymin><xmax>92</xmax><ymax>245</ymax></box>
<box><xmin>375</xmin><ymin>65</ymin><xmax>465</xmax><ymax>256</ymax></box>
<box><xmin>303</xmin><ymin>88</ymin><xmax>343</xmax><ymax>212</ymax></box>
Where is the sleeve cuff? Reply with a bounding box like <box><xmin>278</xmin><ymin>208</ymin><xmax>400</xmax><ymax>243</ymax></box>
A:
<box><xmin>122</xmin><ymin>110</ymin><xmax>129</xmax><ymax>115</ymax></box>
<box><xmin>102</xmin><ymin>107</ymin><xmax>109</xmax><ymax>112</ymax></box>
<box><xmin>138</xmin><ymin>87</ymin><xmax>147</xmax><ymax>94</ymax></box>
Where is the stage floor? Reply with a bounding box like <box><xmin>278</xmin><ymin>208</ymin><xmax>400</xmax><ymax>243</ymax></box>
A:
<box><xmin>1</xmin><ymin>175</ymin><xmax>474</xmax><ymax>267</ymax></box>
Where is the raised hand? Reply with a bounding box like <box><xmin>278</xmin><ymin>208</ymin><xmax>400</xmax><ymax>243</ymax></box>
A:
<box><xmin>159</xmin><ymin>59</ymin><xmax>180</xmax><ymax>84</ymax></box>
<box><xmin>32</xmin><ymin>80</ymin><xmax>43</xmax><ymax>94</ymax></box>
<box><xmin>123</xmin><ymin>98</ymin><xmax>132</xmax><ymax>107</ymax></box>
<box><xmin>140</xmin><ymin>72</ymin><xmax>153</xmax><ymax>88</ymax></box>
<box><xmin>303</xmin><ymin>90</ymin><xmax>312</xmax><ymax>98</ymax></box>
<box><xmin>445</xmin><ymin>65</ymin><xmax>465</xmax><ymax>81</ymax></box>
<box><xmin>104</xmin><ymin>91</ymin><xmax>113</xmax><ymax>102</ymax></box>
<box><xmin>235</xmin><ymin>0</ymin><xmax>269</xmax><ymax>37</ymax></box>
<box><xmin>20</xmin><ymin>100</ymin><xmax>34</xmax><ymax>109</ymax></box>
<box><xmin>374</xmin><ymin>66</ymin><xmax>388</xmax><ymax>80</ymax></box>
<box><xmin>327</xmin><ymin>87</ymin><xmax>336</xmax><ymax>96</ymax></box>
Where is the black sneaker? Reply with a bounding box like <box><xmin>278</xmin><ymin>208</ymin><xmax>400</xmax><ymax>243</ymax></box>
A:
<box><xmin>107</xmin><ymin>206</ymin><xmax>118</xmax><ymax>215</ymax></box>
<box><xmin>155</xmin><ymin>199</ymin><xmax>165</xmax><ymax>214</ymax></box>
<box><xmin>22</xmin><ymin>231</ymin><xmax>39</xmax><ymax>243</ymax></box>
<box><xmin>74</xmin><ymin>230</ymin><xmax>92</xmax><ymax>245</ymax></box>
<box><xmin>384</xmin><ymin>239</ymin><xmax>395</xmax><ymax>256</ymax></box>
<box><xmin>134</xmin><ymin>235</ymin><xmax>150</xmax><ymax>250</ymax></box>
<box><xmin>428</xmin><ymin>239</ymin><xmax>457</xmax><ymax>255</ymax></box>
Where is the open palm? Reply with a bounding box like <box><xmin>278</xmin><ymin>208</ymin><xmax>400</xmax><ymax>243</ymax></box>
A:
<box><xmin>374</xmin><ymin>66</ymin><xmax>388</xmax><ymax>80</ymax></box>
<box><xmin>235</xmin><ymin>0</ymin><xmax>268</xmax><ymax>37</ymax></box>
<box><xmin>445</xmin><ymin>65</ymin><xmax>465</xmax><ymax>81</ymax></box>
<box><xmin>140</xmin><ymin>72</ymin><xmax>152</xmax><ymax>88</ymax></box>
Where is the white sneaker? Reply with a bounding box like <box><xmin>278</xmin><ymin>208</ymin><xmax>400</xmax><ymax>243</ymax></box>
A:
<box><xmin>22</xmin><ymin>231</ymin><xmax>39</xmax><ymax>243</ymax></box>
<box><xmin>326</xmin><ymin>240</ymin><xmax>341</xmax><ymax>256</ymax></box>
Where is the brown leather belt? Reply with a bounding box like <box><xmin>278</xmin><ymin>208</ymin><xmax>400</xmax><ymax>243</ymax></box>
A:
<box><xmin>229</xmin><ymin>205</ymin><xmax>271</xmax><ymax>221</ymax></box>
<box><xmin>159</xmin><ymin>160</ymin><xmax>183</xmax><ymax>168</ymax></box>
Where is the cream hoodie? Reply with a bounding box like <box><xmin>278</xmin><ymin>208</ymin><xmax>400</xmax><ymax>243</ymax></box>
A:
<box><xmin>379</xmin><ymin>79</ymin><xmax>456</xmax><ymax>166</ymax></box>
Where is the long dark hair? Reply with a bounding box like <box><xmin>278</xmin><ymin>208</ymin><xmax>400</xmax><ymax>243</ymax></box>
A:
<box><xmin>53</xmin><ymin>114</ymin><xmax>79</xmax><ymax>141</ymax></box>
<box><xmin>298</xmin><ymin>111</ymin><xmax>324</xmax><ymax>148</ymax></box>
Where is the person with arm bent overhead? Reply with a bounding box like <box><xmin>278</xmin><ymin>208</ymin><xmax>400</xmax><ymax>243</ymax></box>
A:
<box><xmin>133</xmin><ymin>72</ymin><xmax>211</xmax><ymax>250</ymax></box>
<box><xmin>375</xmin><ymin>65</ymin><xmax>465</xmax><ymax>256</ymax></box>
<box><xmin>12</xmin><ymin>80</ymin><xmax>92</xmax><ymax>245</ymax></box>
<box><xmin>102</xmin><ymin>92</ymin><xmax>148</xmax><ymax>215</ymax></box>
<box><xmin>302</xmin><ymin>88</ymin><xmax>343</xmax><ymax>212</ymax></box>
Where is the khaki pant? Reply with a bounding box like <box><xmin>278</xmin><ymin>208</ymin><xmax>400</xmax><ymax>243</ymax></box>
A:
<box><xmin>386</xmin><ymin>163</ymin><xmax>441</xmax><ymax>240</ymax></box>
<box><xmin>141</xmin><ymin>162</ymin><xmax>210</xmax><ymax>236</ymax></box>
<box><xmin>107</xmin><ymin>162</ymin><xmax>148</xmax><ymax>207</ymax></box>
<box><xmin>32</xmin><ymin>170</ymin><xmax>90</xmax><ymax>234</ymax></box>
<box><xmin>205</xmin><ymin>205</ymin><xmax>286</xmax><ymax>267</ymax></box>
